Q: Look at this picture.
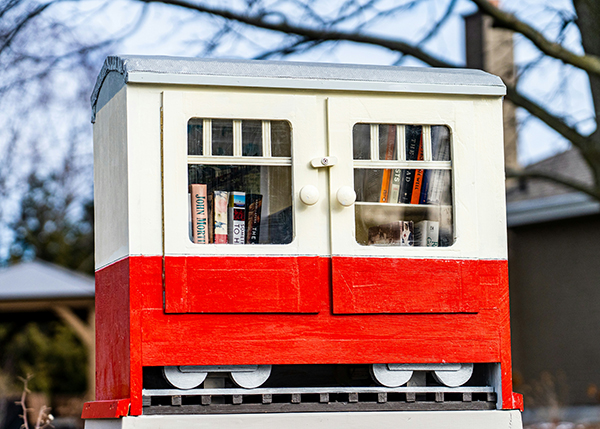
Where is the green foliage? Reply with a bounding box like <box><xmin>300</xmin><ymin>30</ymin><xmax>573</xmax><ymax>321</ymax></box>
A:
<box><xmin>8</xmin><ymin>172</ymin><xmax>94</xmax><ymax>275</ymax></box>
<box><xmin>0</xmin><ymin>321</ymin><xmax>87</xmax><ymax>396</ymax></box>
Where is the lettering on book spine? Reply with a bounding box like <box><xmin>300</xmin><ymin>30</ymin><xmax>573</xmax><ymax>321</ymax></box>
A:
<box><xmin>190</xmin><ymin>184</ymin><xmax>208</xmax><ymax>244</ymax></box>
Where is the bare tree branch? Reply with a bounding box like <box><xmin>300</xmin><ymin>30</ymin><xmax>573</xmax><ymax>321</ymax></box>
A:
<box><xmin>507</xmin><ymin>167</ymin><xmax>600</xmax><ymax>200</ymax></box>
<box><xmin>471</xmin><ymin>0</ymin><xmax>600</xmax><ymax>76</ymax></box>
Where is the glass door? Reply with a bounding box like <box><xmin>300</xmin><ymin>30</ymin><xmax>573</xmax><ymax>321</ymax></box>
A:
<box><xmin>162</xmin><ymin>90</ymin><xmax>327</xmax><ymax>314</ymax></box>
<box><xmin>326</xmin><ymin>96</ymin><xmax>481</xmax><ymax>314</ymax></box>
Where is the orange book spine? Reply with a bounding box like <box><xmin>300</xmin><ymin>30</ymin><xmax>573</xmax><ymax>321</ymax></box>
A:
<box><xmin>379</xmin><ymin>126</ymin><xmax>397</xmax><ymax>203</ymax></box>
<box><xmin>410</xmin><ymin>134</ymin><xmax>424</xmax><ymax>204</ymax></box>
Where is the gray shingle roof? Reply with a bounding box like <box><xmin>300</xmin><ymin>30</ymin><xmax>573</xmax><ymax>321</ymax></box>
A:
<box><xmin>0</xmin><ymin>260</ymin><xmax>94</xmax><ymax>301</ymax></box>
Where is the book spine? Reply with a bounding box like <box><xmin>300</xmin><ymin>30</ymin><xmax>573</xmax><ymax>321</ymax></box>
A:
<box><xmin>246</xmin><ymin>194</ymin><xmax>263</xmax><ymax>244</ymax></box>
<box><xmin>427</xmin><ymin>221</ymin><xmax>440</xmax><ymax>247</ymax></box>
<box><xmin>419</xmin><ymin>170</ymin><xmax>431</xmax><ymax>204</ymax></box>
<box><xmin>379</xmin><ymin>125</ymin><xmax>396</xmax><ymax>203</ymax></box>
<box><xmin>410</xmin><ymin>135</ymin><xmax>424</xmax><ymax>204</ymax></box>
<box><xmin>190</xmin><ymin>184</ymin><xmax>208</xmax><ymax>244</ymax></box>
<box><xmin>415</xmin><ymin>220</ymin><xmax>440</xmax><ymax>247</ymax></box>
<box><xmin>213</xmin><ymin>191</ymin><xmax>229</xmax><ymax>244</ymax></box>
<box><xmin>389</xmin><ymin>168</ymin><xmax>402</xmax><ymax>203</ymax></box>
<box><xmin>228</xmin><ymin>192</ymin><xmax>246</xmax><ymax>244</ymax></box>
<box><xmin>398</xmin><ymin>127</ymin><xmax>421</xmax><ymax>204</ymax></box>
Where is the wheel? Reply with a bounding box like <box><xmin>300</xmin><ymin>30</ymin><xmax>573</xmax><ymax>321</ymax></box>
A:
<box><xmin>432</xmin><ymin>363</ymin><xmax>474</xmax><ymax>387</ymax></box>
<box><xmin>370</xmin><ymin>364</ymin><xmax>413</xmax><ymax>387</ymax></box>
<box><xmin>230</xmin><ymin>365</ymin><xmax>272</xmax><ymax>388</ymax></box>
<box><xmin>163</xmin><ymin>366</ymin><xmax>207</xmax><ymax>389</ymax></box>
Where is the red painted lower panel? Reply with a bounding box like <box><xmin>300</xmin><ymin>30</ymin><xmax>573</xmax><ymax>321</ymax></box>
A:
<box><xmin>81</xmin><ymin>399</ymin><xmax>130</xmax><ymax>419</ymax></box>
<box><xmin>331</xmin><ymin>257</ymin><xmax>505</xmax><ymax>314</ymax></box>
<box><xmin>164</xmin><ymin>256</ymin><xmax>326</xmax><ymax>313</ymax></box>
<box><xmin>92</xmin><ymin>255</ymin><xmax>518</xmax><ymax>415</ymax></box>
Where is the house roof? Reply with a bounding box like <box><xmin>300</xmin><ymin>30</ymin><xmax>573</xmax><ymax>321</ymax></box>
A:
<box><xmin>91</xmin><ymin>55</ymin><xmax>505</xmax><ymax>122</ymax></box>
<box><xmin>0</xmin><ymin>260</ymin><xmax>95</xmax><ymax>301</ymax></box>
<box><xmin>506</xmin><ymin>148</ymin><xmax>600</xmax><ymax>227</ymax></box>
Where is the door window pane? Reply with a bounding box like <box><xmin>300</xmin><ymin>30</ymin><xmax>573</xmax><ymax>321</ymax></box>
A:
<box><xmin>212</xmin><ymin>119</ymin><xmax>234</xmax><ymax>156</ymax></box>
<box><xmin>242</xmin><ymin>120</ymin><xmax>262</xmax><ymax>157</ymax></box>
<box><xmin>271</xmin><ymin>121</ymin><xmax>291</xmax><ymax>157</ymax></box>
<box><xmin>353</xmin><ymin>123</ymin><xmax>454</xmax><ymax>248</ymax></box>
<box><xmin>187</xmin><ymin>118</ymin><xmax>203</xmax><ymax>155</ymax></box>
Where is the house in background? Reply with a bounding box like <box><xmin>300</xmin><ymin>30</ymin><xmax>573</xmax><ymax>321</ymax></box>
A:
<box><xmin>506</xmin><ymin>148</ymin><xmax>600</xmax><ymax>414</ymax></box>
<box><xmin>0</xmin><ymin>260</ymin><xmax>95</xmax><ymax>429</ymax></box>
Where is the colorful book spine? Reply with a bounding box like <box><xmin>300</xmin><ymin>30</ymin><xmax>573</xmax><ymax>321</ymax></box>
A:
<box><xmin>228</xmin><ymin>192</ymin><xmax>246</xmax><ymax>244</ymax></box>
<box><xmin>367</xmin><ymin>221</ymin><xmax>414</xmax><ymax>246</ymax></box>
<box><xmin>398</xmin><ymin>127</ymin><xmax>421</xmax><ymax>203</ymax></box>
<box><xmin>410</xmin><ymin>134</ymin><xmax>424</xmax><ymax>204</ymax></box>
<box><xmin>414</xmin><ymin>220</ymin><xmax>439</xmax><ymax>247</ymax></box>
<box><xmin>213</xmin><ymin>191</ymin><xmax>229</xmax><ymax>244</ymax></box>
<box><xmin>379</xmin><ymin>125</ymin><xmax>396</xmax><ymax>203</ymax></box>
<box><xmin>190</xmin><ymin>184</ymin><xmax>208</xmax><ymax>244</ymax></box>
<box><xmin>389</xmin><ymin>168</ymin><xmax>402</xmax><ymax>203</ymax></box>
<box><xmin>245</xmin><ymin>194</ymin><xmax>263</xmax><ymax>244</ymax></box>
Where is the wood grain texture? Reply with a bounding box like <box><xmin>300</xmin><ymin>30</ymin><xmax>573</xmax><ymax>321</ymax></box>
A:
<box><xmin>164</xmin><ymin>256</ymin><xmax>327</xmax><ymax>313</ymax></box>
<box><xmin>331</xmin><ymin>258</ymin><xmax>507</xmax><ymax>314</ymax></box>
<box><xmin>81</xmin><ymin>399</ymin><xmax>130</xmax><ymax>419</ymax></box>
<box><xmin>95</xmin><ymin>258</ymin><xmax>131</xmax><ymax>401</ymax></box>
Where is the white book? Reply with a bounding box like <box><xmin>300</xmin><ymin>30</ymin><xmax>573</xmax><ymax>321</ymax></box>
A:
<box><xmin>414</xmin><ymin>220</ymin><xmax>439</xmax><ymax>247</ymax></box>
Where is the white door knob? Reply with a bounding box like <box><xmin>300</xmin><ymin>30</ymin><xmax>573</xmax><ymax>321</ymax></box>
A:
<box><xmin>336</xmin><ymin>186</ymin><xmax>356</xmax><ymax>207</ymax></box>
<box><xmin>299</xmin><ymin>185</ymin><xmax>319</xmax><ymax>205</ymax></box>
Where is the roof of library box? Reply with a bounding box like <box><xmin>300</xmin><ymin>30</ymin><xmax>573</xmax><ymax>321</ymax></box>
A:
<box><xmin>91</xmin><ymin>55</ymin><xmax>506</xmax><ymax>122</ymax></box>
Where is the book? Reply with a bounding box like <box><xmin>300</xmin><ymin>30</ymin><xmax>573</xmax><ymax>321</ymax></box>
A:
<box><xmin>228</xmin><ymin>192</ymin><xmax>246</xmax><ymax>244</ymax></box>
<box><xmin>389</xmin><ymin>168</ymin><xmax>402</xmax><ymax>204</ymax></box>
<box><xmin>245</xmin><ymin>194</ymin><xmax>263</xmax><ymax>244</ymax></box>
<box><xmin>213</xmin><ymin>191</ymin><xmax>229</xmax><ymax>244</ymax></box>
<box><xmin>410</xmin><ymin>134</ymin><xmax>424</xmax><ymax>204</ymax></box>
<box><xmin>421</xmin><ymin>126</ymin><xmax>452</xmax><ymax>205</ymax></box>
<box><xmin>379</xmin><ymin>125</ymin><xmax>396</xmax><ymax>203</ymax></box>
<box><xmin>367</xmin><ymin>221</ymin><xmax>414</xmax><ymax>246</ymax></box>
<box><xmin>189</xmin><ymin>184</ymin><xmax>208</xmax><ymax>244</ymax></box>
<box><xmin>398</xmin><ymin>126</ymin><xmax>422</xmax><ymax>203</ymax></box>
<box><xmin>439</xmin><ymin>206</ymin><xmax>453</xmax><ymax>247</ymax></box>
<box><xmin>414</xmin><ymin>220</ymin><xmax>439</xmax><ymax>247</ymax></box>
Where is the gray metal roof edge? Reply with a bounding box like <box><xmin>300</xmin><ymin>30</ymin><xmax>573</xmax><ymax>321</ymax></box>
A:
<box><xmin>506</xmin><ymin>192</ymin><xmax>600</xmax><ymax>227</ymax></box>
<box><xmin>91</xmin><ymin>55</ymin><xmax>505</xmax><ymax>123</ymax></box>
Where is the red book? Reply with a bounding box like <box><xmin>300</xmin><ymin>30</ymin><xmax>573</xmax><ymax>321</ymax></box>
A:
<box><xmin>410</xmin><ymin>134</ymin><xmax>424</xmax><ymax>204</ymax></box>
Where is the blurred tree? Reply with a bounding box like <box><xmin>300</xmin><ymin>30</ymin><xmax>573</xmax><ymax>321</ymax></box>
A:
<box><xmin>8</xmin><ymin>170</ymin><xmax>94</xmax><ymax>275</ymax></box>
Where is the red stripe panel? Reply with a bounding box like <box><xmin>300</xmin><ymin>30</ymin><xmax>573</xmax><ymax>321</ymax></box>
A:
<box><xmin>164</xmin><ymin>256</ymin><xmax>327</xmax><ymax>313</ymax></box>
<box><xmin>331</xmin><ymin>257</ymin><xmax>506</xmax><ymax>314</ymax></box>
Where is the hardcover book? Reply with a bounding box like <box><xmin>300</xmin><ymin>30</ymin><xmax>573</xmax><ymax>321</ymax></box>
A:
<box><xmin>398</xmin><ymin>126</ymin><xmax>422</xmax><ymax>203</ymax></box>
<box><xmin>213</xmin><ymin>190</ymin><xmax>229</xmax><ymax>244</ymax></box>
<box><xmin>379</xmin><ymin>125</ymin><xmax>396</xmax><ymax>203</ymax></box>
<box><xmin>414</xmin><ymin>220</ymin><xmax>439</xmax><ymax>247</ymax></box>
<box><xmin>245</xmin><ymin>194</ymin><xmax>263</xmax><ymax>244</ymax></box>
<box><xmin>189</xmin><ymin>184</ymin><xmax>208</xmax><ymax>244</ymax></box>
<box><xmin>368</xmin><ymin>221</ymin><xmax>414</xmax><ymax>246</ymax></box>
<box><xmin>228</xmin><ymin>191</ymin><xmax>246</xmax><ymax>244</ymax></box>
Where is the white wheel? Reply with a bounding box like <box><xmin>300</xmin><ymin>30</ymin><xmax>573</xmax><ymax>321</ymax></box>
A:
<box><xmin>230</xmin><ymin>365</ymin><xmax>272</xmax><ymax>388</ymax></box>
<box><xmin>163</xmin><ymin>366</ymin><xmax>207</xmax><ymax>389</ymax></box>
<box><xmin>370</xmin><ymin>364</ymin><xmax>413</xmax><ymax>387</ymax></box>
<box><xmin>433</xmin><ymin>363</ymin><xmax>474</xmax><ymax>387</ymax></box>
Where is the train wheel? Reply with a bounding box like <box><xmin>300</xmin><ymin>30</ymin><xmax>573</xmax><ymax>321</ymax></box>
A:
<box><xmin>370</xmin><ymin>364</ymin><xmax>413</xmax><ymax>387</ymax></box>
<box><xmin>163</xmin><ymin>366</ymin><xmax>208</xmax><ymax>389</ymax></box>
<box><xmin>230</xmin><ymin>365</ymin><xmax>272</xmax><ymax>388</ymax></box>
<box><xmin>432</xmin><ymin>363</ymin><xmax>474</xmax><ymax>387</ymax></box>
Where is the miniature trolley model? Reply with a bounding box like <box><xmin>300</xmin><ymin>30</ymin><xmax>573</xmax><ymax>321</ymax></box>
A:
<box><xmin>84</xmin><ymin>56</ymin><xmax>523</xmax><ymax>422</ymax></box>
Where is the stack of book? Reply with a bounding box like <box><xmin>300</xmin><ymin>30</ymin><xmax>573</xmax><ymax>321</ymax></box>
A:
<box><xmin>189</xmin><ymin>184</ymin><xmax>262</xmax><ymax>245</ymax></box>
<box><xmin>368</xmin><ymin>219</ymin><xmax>441</xmax><ymax>247</ymax></box>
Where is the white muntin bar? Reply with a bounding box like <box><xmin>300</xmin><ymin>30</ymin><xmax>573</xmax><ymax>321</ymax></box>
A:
<box><xmin>370</xmin><ymin>123</ymin><xmax>379</xmax><ymax>161</ymax></box>
<box><xmin>423</xmin><ymin>125</ymin><xmax>432</xmax><ymax>161</ymax></box>
<box><xmin>233</xmin><ymin>120</ymin><xmax>242</xmax><ymax>157</ymax></box>
<box><xmin>203</xmin><ymin>119</ymin><xmax>212</xmax><ymax>157</ymax></box>
<box><xmin>262</xmin><ymin>120</ymin><xmax>272</xmax><ymax>158</ymax></box>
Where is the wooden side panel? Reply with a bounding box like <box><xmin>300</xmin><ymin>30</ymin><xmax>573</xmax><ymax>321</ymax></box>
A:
<box><xmin>95</xmin><ymin>258</ymin><xmax>130</xmax><ymax>401</ymax></box>
<box><xmin>81</xmin><ymin>399</ymin><xmax>130</xmax><ymax>419</ymax></box>
<box><xmin>331</xmin><ymin>257</ymin><xmax>506</xmax><ymax>314</ymax></box>
<box><xmin>164</xmin><ymin>256</ymin><xmax>326</xmax><ymax>313</ymax></box>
